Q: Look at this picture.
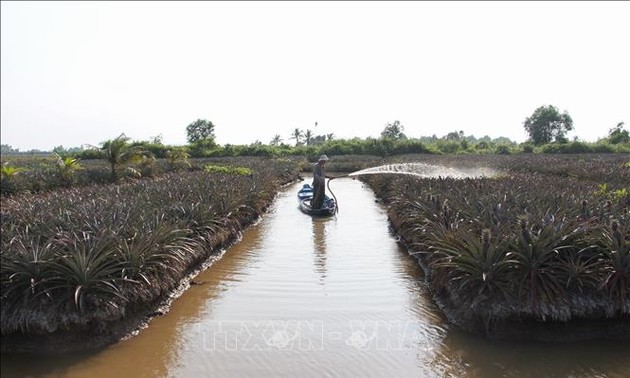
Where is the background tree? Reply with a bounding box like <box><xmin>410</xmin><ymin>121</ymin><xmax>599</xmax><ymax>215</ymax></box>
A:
<box><xmin>309</xmin><ymin>135</ymin><xmax>326</xmax><ymax>145</ymax></box>
<box><xmin>150</xmin><ymin>134</ymin><xmax>163</xmax><ymax>144</ymax></box>
<box><xmin>270</xmin><ymin>134</ymin><xmax>283</xmax><ymax>146</ymax></box>
<box><xmin>523</xmin><ymin>105</ymin><xmax>573</xmax><ymax>145</ymax></box>
<box><xmin>608</xmin><ymin>122</ymin><xmax>629</xmax><ymax>144</ymax></box>
<box><xmin>381</xmin><ymin>120</ymin><xmax>407</xmax><ymax>140</ymax></box>
<box><xmin>186</xmin><ymin>119</ymin><xmax>216</xmax><ymax>144</ymax></box>
<box><xmin>290</xmin><ymin>128</ymin><xmax>304</xmax><ymax>146</ymax></box>
<box><xmin>304</xmin><ymin>129</ymin><xmax>314</xmax><ymax>146</ymax></box>
<box><xmin>445</xmin><ymin>130</ymin><xmax>465</xmax><ymax>141</ymax></box>
<box><xmin>1</xmin><ymin>144</ymin><xmax>19</xmax><ymax>154</ymax></box>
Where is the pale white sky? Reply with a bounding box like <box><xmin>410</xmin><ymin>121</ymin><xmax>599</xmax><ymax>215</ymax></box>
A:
<box><xmin>1</xmin><ymin>1</ymin><xmax>629</xmax><ymax>151</ymax></box>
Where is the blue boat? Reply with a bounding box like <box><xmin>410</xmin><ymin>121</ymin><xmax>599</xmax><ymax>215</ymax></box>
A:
<box><xmin>297</xmin><ymin>183</ymin><xmax>337</xmax><ymax>216</ymax></box>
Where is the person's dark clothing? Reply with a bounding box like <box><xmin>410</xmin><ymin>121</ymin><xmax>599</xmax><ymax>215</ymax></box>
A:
<box><xmin>312</xmin><ymin>163</ymin><xmax>326</xmax><ymax>209</ymax></box>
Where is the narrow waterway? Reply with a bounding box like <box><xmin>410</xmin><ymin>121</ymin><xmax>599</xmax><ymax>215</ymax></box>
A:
<box><xmin>2</xmin><ymin>178</ymin><xmax>629</xmax><ymax>377</ymax></box>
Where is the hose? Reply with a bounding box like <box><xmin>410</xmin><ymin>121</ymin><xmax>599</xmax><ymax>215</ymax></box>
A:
<box><xmin>327</xmin><ymin>177</ymin><xmax>339</xmax><ymax>214</ymax></box>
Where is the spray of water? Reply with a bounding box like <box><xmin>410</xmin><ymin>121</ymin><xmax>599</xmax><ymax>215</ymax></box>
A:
<box><xmin>347</xmin><ymin>163</ymin><xmax>497</xmax><ymax>179</ymax></box>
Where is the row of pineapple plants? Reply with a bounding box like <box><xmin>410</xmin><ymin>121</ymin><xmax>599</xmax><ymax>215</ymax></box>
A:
<box><xmin>0</xmin><ymin>158</ymin><xmax>301</xmax><ymax>350</ymax></box>
<box><xmin>1</xmin><ymin>152</ymin><xmax>375</xmax><ymax>196</ymax></box>
<box><xmin>362</xmin><ymin>154</ymin><xmax>629</xmax><ymax>337</ymax></box>
<box><xmin>389</xmin><ymin>153</ymin><xmax>630</xmax><ymax>182</ymax></box>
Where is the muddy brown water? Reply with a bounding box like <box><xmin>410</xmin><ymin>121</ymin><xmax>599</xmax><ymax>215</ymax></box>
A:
<box><xmin>2</xmin><ymin>178</ymin><xmax>629</xmax><ymax>378</ymax></box>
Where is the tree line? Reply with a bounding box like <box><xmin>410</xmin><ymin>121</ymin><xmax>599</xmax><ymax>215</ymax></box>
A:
<box><xmin>2</xmin><ymin>104</ymin><xmax>628</xmax><ymax>158</ymax></box>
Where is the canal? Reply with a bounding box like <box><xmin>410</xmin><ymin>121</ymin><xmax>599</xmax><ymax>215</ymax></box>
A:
<box><xmin>2</xmin><ymin>178</ymin><xmax>628</xmax><ymax>377</ymax></box>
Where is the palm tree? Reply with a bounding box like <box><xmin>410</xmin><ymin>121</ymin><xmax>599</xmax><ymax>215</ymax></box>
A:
<box><xmin>101</xmin><ymin>134</ymin><xmax>150</xmax><ymax>182</ymax></box>
<box><xmin>290</xmin><ymin>128</ymin><xmax>304</xmax><ymax>146</ymax></box>
<box><xmin>304</xmin><ymin>130</ymin><xmax>314</xmax><ymax>146</ymax></box>
<box><xmin>270</xmin><ymin>134</ymin><xmax>283</xmax><ymax>146</ymax></box>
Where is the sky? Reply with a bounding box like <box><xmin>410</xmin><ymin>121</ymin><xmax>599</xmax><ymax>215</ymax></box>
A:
<box><xmin>1</xmin><ymin>1</ymin><xmax>629</xmax><ymax>151</ymax></box>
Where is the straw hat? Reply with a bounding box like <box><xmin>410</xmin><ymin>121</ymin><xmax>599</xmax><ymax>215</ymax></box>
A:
<box><xmin>318</xmin><ymin>154</ymin><xmax>329</xmax><ymax>162</ymax></box>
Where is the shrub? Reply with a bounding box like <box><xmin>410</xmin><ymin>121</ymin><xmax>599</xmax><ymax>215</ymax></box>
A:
<box><xmin>494</xmin><ymin>145</ymin><xmax>511</xmax><ymax>155</ymax></box>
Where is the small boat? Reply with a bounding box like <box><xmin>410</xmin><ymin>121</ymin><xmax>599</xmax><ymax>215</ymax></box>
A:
<box><xmin>297</xmin><ymin>183</ymin><xmax>337</xmax><ymax>216</ymax></box>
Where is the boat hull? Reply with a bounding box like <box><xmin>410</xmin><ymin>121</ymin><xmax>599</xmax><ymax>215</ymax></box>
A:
<box><xmin>297</xmin><ymin>184</ymin><xmax>336</xmax><ymax>216</ymax></box>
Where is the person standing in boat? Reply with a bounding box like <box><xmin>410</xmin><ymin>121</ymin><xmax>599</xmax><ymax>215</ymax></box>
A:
<box><xmin>312</xmin><ymin>154</ymin><xmax>333</xmax><ymax>209</ymax></box>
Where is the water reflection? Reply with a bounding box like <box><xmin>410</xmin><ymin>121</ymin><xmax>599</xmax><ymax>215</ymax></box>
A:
<box><xmin>312</xmin><ymin>217</ymin><xmax>329</xmax><ymax>283</ymax></box>
<box><xmin>0</xmin><ymin>349</ymin><xmax>103</xmax><ymax>378</ymax></box>
<box><xmin>436</xmin><ymin>329</ymin><xmax>630</xmax><ymax>378</ymax></box>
